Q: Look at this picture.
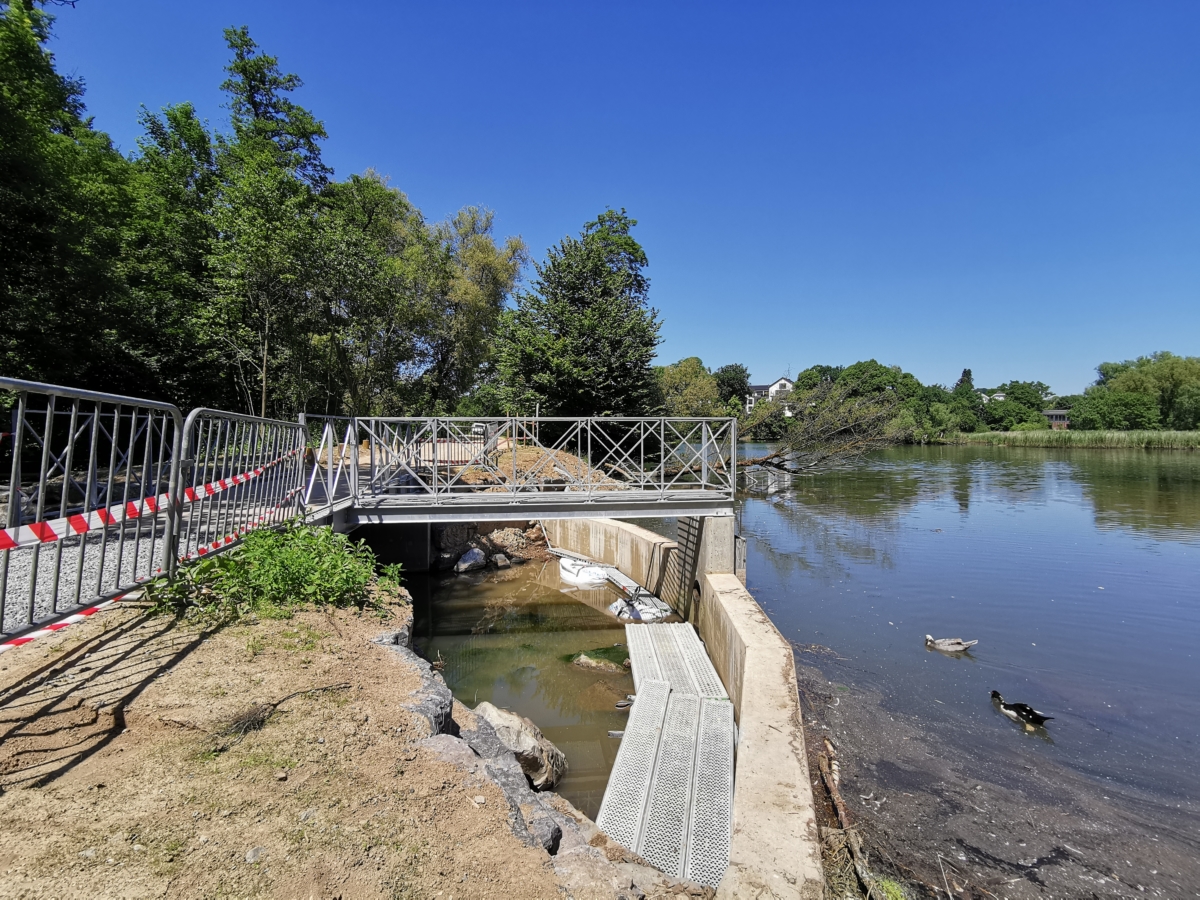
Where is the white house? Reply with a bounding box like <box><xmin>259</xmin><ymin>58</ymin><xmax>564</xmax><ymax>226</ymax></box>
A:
<box><xmin>745</xmin><ymin>377</ymin><xmax>795</xmax><ymax>414</ymax></box>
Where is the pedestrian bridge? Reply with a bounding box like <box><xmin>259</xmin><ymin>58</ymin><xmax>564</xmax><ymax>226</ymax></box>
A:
<box><xmin>0</xmin><ymin>377</ymin><xmax>733</xmax><ymax>637</ymax></box>
<box><xmin>303</xmin><ymin>415</ymin><xmax>736</xmax><ymax>524</ymax></box>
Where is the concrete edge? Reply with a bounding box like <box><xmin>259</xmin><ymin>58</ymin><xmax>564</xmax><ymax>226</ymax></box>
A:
<box><xmin>542</xmin><ymin>516</ymin><xmax>824</xmax><ymax>898</ymax></box>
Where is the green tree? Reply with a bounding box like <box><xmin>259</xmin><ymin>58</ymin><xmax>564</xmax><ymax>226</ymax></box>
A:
<box><xmin>0</xmin><ymin>1</ymin><xmax>142</xmax><ymax>393</ymax></box>
<box><xmin>1101</xmin><ymin>352</ymin><xmax>1200</xmax><ymax>427</ymax></box>
<box><xmin>714</xmin><ymin>363</ymin><xmax>751</xmax><ymax>406</ymax></box>
<box><xmin>493</xmin><ymin>209</ymin><xmax>661</xmax><ymax>416</ymax></box>
<box><xmin>1069</xmin><ymin>392</ymin><xmax>1161</xmax><ymax>430</ymax></box>
<box><xmin>657</xmin><ymin>357</ymin><xmax>721</xmax><ymax>416</ymax></box>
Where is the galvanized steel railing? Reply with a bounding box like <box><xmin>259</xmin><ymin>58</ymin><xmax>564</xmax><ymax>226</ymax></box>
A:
<box><xmin>2</xmin><ymin>375</ymin><xmax>737</xmax><ymax>636</ymax></box>
<box><xmin>354</xmin><ymin>416</ymin><xmax>736</xmax><ymax>507</ymax></box>
<box><xmin>176</xmin><ymin>409</ymin><xmax>307</xmax><ymax>563</ymax></box>
<box><xmin>1</xmin><ymin>377</ymin><xmax>183</xmax><ymax>635</ymax></box>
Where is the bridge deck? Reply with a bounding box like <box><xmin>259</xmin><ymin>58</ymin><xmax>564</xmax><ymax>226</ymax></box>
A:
<box><xmin>597</xmin><ymin>623</ymin><xmax>734</xmax><ymax>886</ymax></box>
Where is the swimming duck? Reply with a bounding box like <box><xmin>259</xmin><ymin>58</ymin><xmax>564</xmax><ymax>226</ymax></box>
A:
<box><xmin>990</xmin><ymin>691</ymin><xmax>1053</xmax><ymax>728</ymax></box>
<box><xmin>925</xmin><ymin>635</ymin><xmax>978</xmax><ymax>653</ymax></box>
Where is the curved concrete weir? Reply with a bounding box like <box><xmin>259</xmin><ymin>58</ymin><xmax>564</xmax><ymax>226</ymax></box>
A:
<box><xmin>541</xmin><ymin>518</ymin><xmax>824</xmax><ymax>898</ymax></box>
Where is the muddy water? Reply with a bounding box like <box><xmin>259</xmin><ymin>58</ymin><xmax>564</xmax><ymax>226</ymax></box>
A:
<box><xmin>407</xmin><ymin>564</ymin><xmax>635</xmax><ymax>818</ymax></box>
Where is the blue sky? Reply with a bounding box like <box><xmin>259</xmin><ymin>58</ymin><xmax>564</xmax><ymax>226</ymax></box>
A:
<box><xmin>47</xmin><ymin>1</ymin><xmax>1200</xmax><ymax>394</ymax></box>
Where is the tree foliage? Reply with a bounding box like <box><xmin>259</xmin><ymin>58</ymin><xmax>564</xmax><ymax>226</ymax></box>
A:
<box><xmin>491</xmin><ymin>209</ymin><xmax>661</xmax><ymax>416</ymax></box>
<box><xmin>0</xmin><ymin>9</ymin><xmax>528</xmax><ymax>418</ymax></box>
<box><xmin>714</xmin><ymin>363</ymin><xmax>751</xmax><ymax>406</ymax></box>
<box><xmin>656</xmin><ymin>357</ymin><xmax>722</xmax><ymax>416</ymax></box>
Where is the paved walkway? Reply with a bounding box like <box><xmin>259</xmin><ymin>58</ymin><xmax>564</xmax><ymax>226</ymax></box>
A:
<box><xmin>597</xmin><ymin>623</ymin><xmax>734</xmax><ymax>887</ymax></box>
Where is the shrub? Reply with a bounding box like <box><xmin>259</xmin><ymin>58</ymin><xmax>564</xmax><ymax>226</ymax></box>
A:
<box><xmin>149</xmin><ymin>523</ymin><xmax>400</xmax><ymax>621</ymax></box>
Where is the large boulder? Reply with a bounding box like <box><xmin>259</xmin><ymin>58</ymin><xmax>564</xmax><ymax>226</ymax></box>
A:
<box><xmin>455</xmin><ymin>547</ymin><xmax>487</xmax><ymax>573</ymax></box>
<box><xmin>473</xmin><ymin>701</ymin><xmax>568</xmax><ymax>790</ymax></box>
<box><xmin>436</xmin><ymin>523</ymin><xmax>475</xmax><ymax>554</ymax></box>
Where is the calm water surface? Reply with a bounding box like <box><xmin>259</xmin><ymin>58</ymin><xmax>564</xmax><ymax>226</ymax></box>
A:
<box><xmin>408</xmin><ymin>565</ymin><xmax>635</xmax><ymax>818</ymax></box>
<box><xmin>737</xmin><ymin>444</ymin><xmax>1200</xmax><ymax>803</ymax></box>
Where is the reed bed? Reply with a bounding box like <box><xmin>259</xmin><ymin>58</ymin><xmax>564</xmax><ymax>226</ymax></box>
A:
<box><xmin>952</xmin><ymin>430</ymin><xmax>1200</xmax><ymax>450</ymax></box>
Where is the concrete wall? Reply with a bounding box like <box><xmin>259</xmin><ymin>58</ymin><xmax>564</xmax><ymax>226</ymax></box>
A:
<box><xmin>544</xmin><ymin>516</ymin><xmax>823</xmax><ymax>899</ymax></box>
<box><xmin>540</xmin><ymin>518</ymin><xmax>678</xmax><ymax>598</ymax></box>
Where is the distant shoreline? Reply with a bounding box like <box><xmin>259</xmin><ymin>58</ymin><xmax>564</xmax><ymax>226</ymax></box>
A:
<box><xmin>949</xmin><ymin>429</ymin><xmax>1200</xmax><ymax>449</ymax></box>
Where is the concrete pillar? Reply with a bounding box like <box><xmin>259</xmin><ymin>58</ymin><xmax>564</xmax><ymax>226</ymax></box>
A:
<box><xmin>698</xmin><ymin>515</ymin><xmax>735</xmax><ymax>575</ymax></box>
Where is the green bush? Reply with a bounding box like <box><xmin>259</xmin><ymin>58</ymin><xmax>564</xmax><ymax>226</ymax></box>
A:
<box><xmin>150</xmin><ymin>524</ymin><xmax>401</xmax><ymax>621</ymax></box>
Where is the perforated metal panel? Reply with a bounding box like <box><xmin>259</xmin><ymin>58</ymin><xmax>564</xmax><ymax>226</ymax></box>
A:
<box><xmin>636</xmin><ymin>693</ymin><xmax>701</xmax><ymax>877</ymax></box>
<box><xmin>684</xmin><ymin>698</ymin><xmax>735</xmax><ymax>886</ymax></box>
<box><xmin>666</xmin><ymin>624</ymin><xmax>729</xmax><ymax>700</ymax></box>
<box><xmin>625</xmin><ymin>624</ymin><xmax>662</xmax><ymax>690</ymax></box>
<box><xmin>596</xmin><ymin>679</ymin><xmax>670</xmax><ymax>848</ymax></box>
<box><xmin>648</xmin><ymin>625</ymin><xmax>700</xmax><ymax>695</ymax></box>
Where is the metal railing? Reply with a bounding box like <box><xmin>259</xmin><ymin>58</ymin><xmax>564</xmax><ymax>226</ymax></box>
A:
<box><xmin>1</xmin><ymin>378</ymin><xmax>183</xmax><ymax>635</ymax></box>
<box><xmin>176</xmin><ymin>409</ymin><xmax>307</xmax><ymax>563</ymax></box>
<box><xmin>354</xmin><ymin>416</ymin><xmax>736</xmax><ymax>508</ymax></box>
<box><xmin>301</xmin><ymin>415</ymin><xmax>360</xmax><ymax>516</ymax></box>
<box><xmin>2</xmin><ymin>374</ymin><xmax>738</xmax><ymax>636</ymax></box>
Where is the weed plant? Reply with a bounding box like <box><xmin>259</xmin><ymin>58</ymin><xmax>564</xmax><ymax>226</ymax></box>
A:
<box><xmin>149</xmin><ymin>523</ymin><xmax>403</xmax><ymax>622</ymax></box>
<box><xmin>953</xmin><ymin>430</ymin><xmax>1200</xmax><ymax>449</ymax></box>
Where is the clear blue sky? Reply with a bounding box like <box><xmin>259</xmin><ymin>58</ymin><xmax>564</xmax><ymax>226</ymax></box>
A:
<box><xmin>47</xmin><ymin>1</ymin><xmax>1200</xmax><ymax>395</ymax></box>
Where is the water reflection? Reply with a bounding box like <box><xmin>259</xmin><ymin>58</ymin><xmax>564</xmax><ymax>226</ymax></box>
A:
<box><xmin>408</xmin><ymin>565</ymin><xmax>634</xmax><ymax>818</ymax></box>
<box><xmin>741</xmin><ymin>444</ymin><xmax>1200</xmax><ymax>801</ymax></box>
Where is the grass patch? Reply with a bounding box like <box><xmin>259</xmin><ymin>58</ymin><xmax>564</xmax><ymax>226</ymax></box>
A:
<box><xmin>875</xmin><ymin>877</ymin><xmax>908</xmax><ymax>900</ymax></box>
<box><xmin>148</xmin><ymin>523</ymin><xmax>400</xmax><ymax>622</ymax></box>
<box><xmin>953</xmin><ymin>429</ymin><xmax>1200</xmax><ymax>449</ymax></box>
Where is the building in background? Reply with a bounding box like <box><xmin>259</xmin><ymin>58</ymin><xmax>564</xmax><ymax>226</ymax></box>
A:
<box><xmin>745</xmin><ymin>376</ymin><xmax>795</xmax><ymax>414</ymax></box>
<box><xmin>1043</xmin><ymin>409</ymin><xmax>1070</xmax><ymax>430</ymax></box>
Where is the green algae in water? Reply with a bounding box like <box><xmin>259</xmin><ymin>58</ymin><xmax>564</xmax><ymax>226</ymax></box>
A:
<box><xmin>560</xmin><ymin>644</ymin><xmax>628</xmax><ymax>666</ymax></box>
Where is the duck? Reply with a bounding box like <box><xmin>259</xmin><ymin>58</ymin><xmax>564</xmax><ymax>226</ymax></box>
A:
<box><xmin>925</xmin><ymin>635</ymin><xmax>978</xmax><ymax>653</ymax></box>
<box><xmin>990</xmin><ymin>691</ymin><xmax>1053</xmax><ymax>728</ymax></box>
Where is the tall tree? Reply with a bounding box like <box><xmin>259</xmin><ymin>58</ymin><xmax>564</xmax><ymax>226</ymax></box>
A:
<box><xmin>493</xmin><ymin>209</ymin><xmax>661</xmax><ymax>416</ymax></box>
<box><xmin>714</xmin><ymin>363</ymin><xmax>751</xmax><ymax>406</ymax></box>
<box><xmin>658</xmin><ymin>357</ymin><xmax>721</xmax><ymax>416</ymax></box>
<box><xmin>0</xmin><ymin>1</ymin><xmax>139</xmax><ymax>393</ymax></box>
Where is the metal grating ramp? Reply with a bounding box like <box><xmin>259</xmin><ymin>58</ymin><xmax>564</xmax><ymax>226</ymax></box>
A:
<box><xmin>662</xmin><ymin>624</ymin><xmax>728</xmax><ymax>700</ymax></box>
<box><xmin>637</xmin><ymin>692</ymin><xmax>701</xmax><ymax>877</ymax></box>
<box><xmin>603</xmin><ymin>623</ymin><xmax>735</xmax><ymax>887</ymax></box>
<box><xmin>684</xmin><ymin>699</ymin><xmax>735</xmax><ymax>885</ymax></box>
<box><xmin>625</xmin><ymin>624</ymin><xmax>663</xmax><ymax>691</ymax></box>
<box><xmin>627</xmin><ymin>623</ymin><xmax>728</xmax><ymax>700</ymax></box>
<box><xmin>596</xmin><ymin>679</ymin><xmax>670</xmax><ymax>848</ymax></box>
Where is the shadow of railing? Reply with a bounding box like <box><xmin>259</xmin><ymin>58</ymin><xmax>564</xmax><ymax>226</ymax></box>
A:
<box><xmin>0</xmin><ymin>606</ymin><xmax>213</xmax><ymax>790</ymax></box>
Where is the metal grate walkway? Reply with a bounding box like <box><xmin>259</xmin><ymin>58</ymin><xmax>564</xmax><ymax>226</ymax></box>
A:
<box><xmin>597</xmin><ymin>623</ymin><xmax>734</xmax><ymax>886</ymax></box>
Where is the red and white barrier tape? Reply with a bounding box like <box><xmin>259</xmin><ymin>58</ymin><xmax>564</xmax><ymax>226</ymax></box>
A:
<box><xmin>0</xmin><ymin>448</ymin><xmax>302</xmax><ymax>553</ymax></box>
<box><xmin>178</xmin><ymin>485</ymin><xmax>305</xmax><ymax>561</ymax></box>
<box><xmin>0</xmin><ymin>590</ymin><xmax>137</xmax><ymax>656</ymax></box>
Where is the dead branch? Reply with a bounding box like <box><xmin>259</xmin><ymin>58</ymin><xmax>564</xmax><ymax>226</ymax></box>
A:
<box><xmin>222</xmin><ymin>682</ymin><xmax>351</xmax><ymax>741</ymax></box>
<box><xmin>819</xmin><ymin>751</ymin><xmax>880</xmax><ymax>899</ymax></box>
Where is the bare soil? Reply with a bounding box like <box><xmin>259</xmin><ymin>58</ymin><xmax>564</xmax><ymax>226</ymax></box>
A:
<box><xmin>794</xmin><ymin>651</ymin><xmax>1200</xmax><ymax>900</ymax></box>
<box><xmin>0</xmin><ymin>598</ymin><xmax>569</xmax><ymax>899</ymax></box>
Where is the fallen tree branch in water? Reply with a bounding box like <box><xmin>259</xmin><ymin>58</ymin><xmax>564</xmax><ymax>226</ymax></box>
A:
<box><xmin>819</xmin><ymin>749</ymin><xmax>880</xmax><ymax>899</ymax></box>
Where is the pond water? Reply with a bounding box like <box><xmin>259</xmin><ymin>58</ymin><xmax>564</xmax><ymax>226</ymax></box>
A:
<box><xmin>407</xmin><ymin>563</ymin><xmax>635</xmax><ymax>818</ymax></box>
<box><xmin>733</xmin><ymin>444</ymin><xmax>1200</xmax><ymax>806</ymax></box>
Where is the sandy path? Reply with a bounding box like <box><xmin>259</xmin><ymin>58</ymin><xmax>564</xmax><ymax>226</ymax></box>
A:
<box><xmin>0</xmin><ymin>598</ymin><xmax>563</xmax><ymax>899</ymax></box>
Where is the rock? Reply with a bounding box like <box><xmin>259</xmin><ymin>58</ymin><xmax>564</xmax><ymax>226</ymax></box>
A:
<box><xmin>455</xmin><ymin>547</ymin><xmax>487</xmax><ymax>573</ymax></box>
<box><xmin>79</xmin><ymin>848</ymin><xmax>96</xmax><ymax>859</ymax></box>
<box><xmin>245</xmin><ymin>846</ymin><xmax>266</xmax><ymax>864</ymax></box>
<box><xmin>473</xmin><ymin>795</ymin><xmax>486</xmax><ymax>806</ymax></box>
<box><xmin>473</xmin><ymin>701</ymin><xmax>568</xmax><ymax>790</ymax></box>
<box><xmin>436</xmin><ymin>522</ymin><xmax>474</xmax><ymax>553</ymax></box>
<box><xmin>300</xmin><ymin>809</ymin><xmax>316</xmax><ymax>823</ymax></box>
<box><xmin>492</xmin><ymin>554</ymin><xmax>510</xmax><ymax>569</ymax></box>
<box><xmin>573</xmin><ymin>653</ymin><xmax>625</xmax><ymax>674</ymax></box>
<box><xmin>274</xmin><ymin>770</ymin><xmax>288</xmax><ymax>781</ymax></box>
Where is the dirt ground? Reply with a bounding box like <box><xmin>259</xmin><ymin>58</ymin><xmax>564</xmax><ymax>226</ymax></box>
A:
<box><xmin>793</xmin><ymin>650</ymin><xmax>1199</xmax><ymax>900</ymax></box>
<box><xmin>0</xmin><ymin>596</ymin><xmax>571</xmax><ymax>899</ymax></box>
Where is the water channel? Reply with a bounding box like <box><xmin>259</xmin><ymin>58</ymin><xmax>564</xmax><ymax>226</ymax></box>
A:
<box><xmin>407</xmin><ymin>563</ymin><xmax>636</xmax><ymax>818</ymax></box>
<box><xmin>408</xmin><ymin>444</ymin><xmax>1198</xmax><ymax>861</ymax></box>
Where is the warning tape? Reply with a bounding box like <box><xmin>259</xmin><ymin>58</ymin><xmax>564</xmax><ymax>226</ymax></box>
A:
<box><xmin>178</xmin><ymin>485</ymin><xmax>305</xmax><ymax>561</ymax></box>
<box><xmin>0</xmin><ymin>589</ymin><xmax>138</xmax><ymax>656</ymax></box>
<box><xmin>0</xmin><ymin>448</ymin><xmax>302</xmax><ymax>553</ymax></box>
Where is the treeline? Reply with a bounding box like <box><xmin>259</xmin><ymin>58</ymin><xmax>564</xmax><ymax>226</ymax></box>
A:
<box><xmin>654</xmin><ymin>353</ymin><xmax>1200</xmax><ymax>441</ymax></box>
<box><xmin>1</xmin><ymin>5</ymin><xmax>662</xmax><ymax>419</ymax></box>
